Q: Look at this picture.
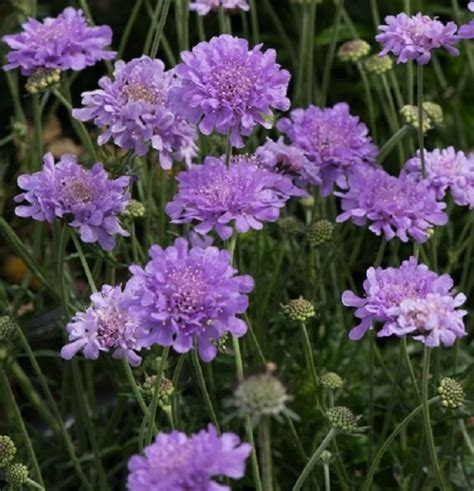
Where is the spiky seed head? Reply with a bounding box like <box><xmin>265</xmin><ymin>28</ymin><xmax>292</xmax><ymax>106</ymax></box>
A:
<box><xmin>327</xmin><ymin>406</ymin><xmax>357</xmax><ymax>433</ymax></box>
<box><xmin>438</xmin><ymin>377</ymin><xmax>464</xmax><ymax>409</ymax></box>
<box><xmin>0</xmin><ymin>316</ymin><xmax>17</xmax><ymax>343</ymax></box>
<box><xmin>5</xmin><ymin>463</ymin><xmax>28</xmax><ymax>486</ymax></box>
<box><xmin>320</xmin><ymin>372</ymin><xmax>343</xmax><ymax>390</ymax></box>
<box><xmin>122</xmin><ymin>199</ymin><xmax>146</xmax><ymax>219</ymax></box>
<box><xmin>233</xmin><ymin>372</ymin><xmax>290</xmax><ymax>419</ymax></box>
<box><xmin>278</xmin><ymin>216</ymin><xmax>303</xmax><ymax>236</ymax></box>
<box><xmin>337</xmin><ymin>40</ymin><xmax>371</xmax><ymax>63</ymax></box>
<box><xmin>306</xmin><ymin>219</ymin><xmax>334</xmax><ymax>247</ymax></box>
<box><xmin>364</xmin><ymin>55</ymin><xmax>393</xmax><ymax>75</ymax></box>
<box><xmin>282</xmin><ymin>297</ymin><xmax>315</xmax><ymax>323</ymax></box>
<box><xmin>0</xmin><ymin>436</ymin><xmax>16</xmax><ymax>468</ymax></box>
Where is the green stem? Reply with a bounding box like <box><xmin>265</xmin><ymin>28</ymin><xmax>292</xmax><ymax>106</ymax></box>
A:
<box><xmin>300</xmin><ymin>322</ymin><xmax>318</xmax><ymax>389</ymax></box>
<box><xmin>377</xmin><ymin>125</ymin><xmax>411</xmax><ymax>164</ymax></box>
<box><xmin>421</xmin><ymin>347</ymin><xmax>448</xmax><ymax>490</ymax></box>
<box><xmin>292</xmin><ymin>429</ymin><xmax>338</xmax><ymax>491</ymax></box>
<box><xmin>402</xmin><ymin>338</ymin><xmax>421</xmax><ymax>402</ymax></box>
<box><xmin>357</xmin><ymin>63</ymin><xmax>377</xmax><ymax>141</ymax></box>
<box><xmin>249</xmin><ymin>0</ymin><xmax>260</xmax><ymax>45</ymax></box>
<box><xmin>70</xmin><ymin>233</ymin><xmax>98</xmax><ymax>293</ymax></box>
<box><xmin>25</xmin><ymin>478</ymin><xmax>45</xmax><ymax>490</ymax></box>
<box><xmin>417</xmin><ymin>64</ymin><xmax>426</xmax><ymax>178</ymax></box>
<box><xmin>150</xmin><ymin>0</ymin><xmax>173</xmax><ymax>58</ymax></box>
<box><xmin>362</xmin><ymin>397</ymin><xmax>440</xmax><ymax>491</ymax></box>
<box><xmin>259</xmin><ymin>417</ymin><xmax>273</xmax><ymax>491</ymax></box>
<box><xmin>324</xmin><ymin>464</ymin><xmax>331</xmax><ymax>491</ymax></box>
<box><xmin>118</xmin><ymin>0</ymin><xmax>145</xmax><ymax>58</ymax></box>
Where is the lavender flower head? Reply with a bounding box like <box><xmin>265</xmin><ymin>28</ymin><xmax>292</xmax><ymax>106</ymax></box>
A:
<box><xmin>376</xmin><ymin>13</ymin><xmax>459</xmax><ymax>64</ymax></box>
<box><xmin>127</xmin><ymin>424</ymin><xmax>251</xmax><ymax>490</ymax></box>
<box><xmin>73</xmin><ymin>56</ymin><xmax>197</xmax><ymax>168</ymax></box>
<box><xmin>172</xmin><ymin>34</ymin><xmax>290</xmax><ymax>148</ymax></box>
<box><xmin>2</xmin><ymin>7</ymin><xmax>115</xmax><ymax>75</ymax></box>
<box><xmin>277</xmin><ymin>103</ymin><xmax>378</xmax><ymax>196</ymax></box>
<box><xmin>256</xmin><ymin>138</ymin><xmax>322</xmax><ymax>188</ymax></box>
<box><xmin>336</xmin><ymin>166</ymin><xmax>448</xmax><ymax>243</ymax></box>
<box><xmin>166</xmin><ymin>155</ymin><xmax>305</xmax><ymax>240</ymax></box>
<box><xmin>15</xmin><ymin>153</ymin><xmax>130</xmax><ymax>251</ymax></box>
<box><xmin>124</xmin><ymin>238</ymin><xmax>254</xmax><ymax>361</ymax></box>
<box><xmin>342</xmin><ymin>256</ymin><xmax>467</xmax><ymax>346</ymax></box>
<box><xmin>403</xmin><ymin>147</ymin><xmax>474</xmax><ymax>209</ymax></box>
<box><xmin>459</xmin><ymin>2</ymin><xmax>474</xmax><ymax>39</ymax></box>
<box><xmin>190</xmin><ymin>0</ymin><xmax>249</xmax><ymax>16</ymax></box>
<box><xmin>61</xmin><ymin>285</ymin><xmax>142</xmax><ymax>366</ymax></box>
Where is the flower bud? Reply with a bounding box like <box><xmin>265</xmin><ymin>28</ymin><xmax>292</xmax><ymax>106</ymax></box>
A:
<box><xmin>422</xmin><ymin>102</ymin><xmax>443</xmax><ymax>126</ymax></box>
<box><xmin>0</xmin><ymin>436</ymin><xmax>16</xmax><ymax>468</ymax></box>
<box><xmin>438</xmin><ymin>377</ymin><xmax>464</xmax><ymax>409</ymax></box>
<box><xmin>140</xmin><ymin>376</ymin><xmax>174</xmax><ymax>408</ymax></box>
<box><xmin>282</xmin><ymin>297</ymin><xmax>315</xmax><ymax>323</ymax></box>
<box><xmin>364</xmin><ymin>55</ymin><xmax>393</xmax><ymax>75</ymax></box>
<box><xmin>320</xmin><ymin>372</ymin><xmax>343</xmax><ymax>390</ymax></box>
<box><xmin>306</xmin><ymin>219</ymin><xmax>334</xmax><ymax>247</ymax></box>
<box><xmin>122</xmin><ymin>199</ymin><xmax>146</xmax><ymax>219</ymax></box>
<box><xmin>400</xmin><ymin>105</ymin><xmax>432</xmax><ymax>133</ymax></box>
<box><xmin>5</xmin><ymin>463</ymin><xmax>28</xmax><ymax>487</ymax></box>
<box><xmin>26</xmin><ymin>68</ymin><xmax>61</xmax><ymax>94</ymax></box>
<box><xmin>337</xmin><ymin>40</ymin><xmax>371</xmax><ymax>63</ymax></box>
<box><xmin>319</xmin><ymin>450</ymin><xmax>334</xmax><ymax>465</ymax></box>
<box><xmin>278</xmin><ymin>216</ymin><xmax>303</xmax><ymax>236</ymax></box>
<box><xmin>0</xmin><ymin>316</ymin><xmax>17</xmax><ymax>343</ymax></box>
<box><xmin>327</xmin><ymin>406</ymin><xmax>357</xmax><ymax>433</ymax></box>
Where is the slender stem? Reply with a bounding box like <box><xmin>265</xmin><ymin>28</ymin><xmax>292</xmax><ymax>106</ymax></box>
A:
<box><xmin>417</xmin><ymin>64</ymin><xmax>426</xmax><ymax>178</ymax></box>
<box><xmin>259</xmin><ymin>417</ymin><xmax>273</xmax><ymax>491</ymax></box>
<box><xmin>421</xmin><ymin>347</ymin><xmax>448</xmax><ymax>490</ymax></box>
<box><xmin>402</xmin><ymin>338</ymin><xmax>421</xmax><ymax>402</ymax></box>
<box><xmin>191</xmin><ymin>349</ymin><xmax>221</xmax><ymax>432</ymax></box>
<box><xmin>25</xmin><ymin>479</ymin><xmax>45</xmax><ymax>491</ymax></box>
<box><xmin>150</xmin><ymin>0</ymin><xmax>173</xmax><ymax>58</ymax></box>
<box><xmin>247</xmin><ymin>418</ymin><xmax>264</xmax><ymax>491</ymax></box>
<box><xmin>300</xmin><ymin>322</ymin><xmax>318</xmax><ymax>389</ymax></box>
<box><xmin>70</xmin><ymin>233</ymin><xmax>98</xmax><ymax>293</ymax></box>
<box><xmin>368</xmin><ymin>330</ymin><xmax>375</xmax><ymax>464</ymax></box>
<box><xmin>324</xmin><ymin>464</ymin><xmax>331</xmax><ymax>491</ymax></box>
<box><xmin>118</xmin><ymin>0</ymin><xmax>145</xmax><ymax>58</ymax></box>
<box><xmin>122</xmin><ymin>359</ymin><xmax>154</xmax><ymax>422</ymax></box>
<box><xmin>292</xmin><ymin>429</ymin><xmax>338</xmax><ymax>491</ymax></box>
<box><xmin>357</xmin><ymin>63</ymin><xmax>377</xmax><ymax>141</ymax></box>
<box><xmin>377</xmin><ymin>126</ymin><xmax>411</xmax><ymax>164</ymax></box>
<box><xmin>362</xmin><ymin>397</ymin><xmax>440</xmax><ymax>491</ymax></box>
<box><xmin>459</xmin><ymin>420</ymin><xmax>474</xmax><ymax>455</ymax></box>
<box><xmin>249</xmin><ymin>0</ymin><xmax>260</xmax><ymax>45</ymax></box>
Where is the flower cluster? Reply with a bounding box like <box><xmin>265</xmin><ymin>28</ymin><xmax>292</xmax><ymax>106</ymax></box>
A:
<box><xmin>166</xmin><ymin>155</ymin><xmax>305</xmax><ymax>240</ymax></box>
<box><xmin>342</xmin><ymin>257</ymin><xmax>467</xmax><ymax>347</ymax></box>
<box><xmin>277</xmin><ymin>103</ymin><xmax>378</xmax><ymax>195</ymax></box>
<box><xmin>124</xmin><ymin>238</ymin><xmax>254</xmax><ymax>361</ymax></box>
<box><xmin>15</xmin><ymin>153</ymin><xmax>130</xmax><ymax>251</ymax></box>
<box><xmin>61</xmin><ymin>285</ymin><xmax>143</xmax><ymax>366</ymax></box>
<box><xmin>403</xmin><ymin>147</ymin><xmax>474</xmax><ymax>209</ymax></box>
<box><xmin>2</xmin><ymin>8</ymin><xmax>115</xmax><ymax>75</ymax></box>
<box><xmin>73</xmin><ymin>56</ymin><xmax>197</xmax><ymax>168</ymax></box>
<box><xmin>127</xmin><ymin>425</ymin><xmax>251</xmax><ymax>490</ymax></box>
<box><xmin>336</xmin><ymin>166</ymin><xmax>448</xmax><ymax>243</ymax></box>
<box><xmin>190</xmin><ymin>0</ymin><xmax>249</xmax><ymax>15</ymax></box>
<box><xmin>172</xmin><ymin>34</ymin><xmax>290</xmax><ymax>147</ymax></box>
<box><xmin>376</xmin><ymin>13</ymin><xmax>459</xmax><ymax>64</ymax></box>
<box><xmin>459</xmin><ymin>2</ymin><xmax>474</xmax><ymax>39</ymax></box>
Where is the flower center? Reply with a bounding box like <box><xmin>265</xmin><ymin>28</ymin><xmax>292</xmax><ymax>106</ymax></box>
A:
<box><xmin>123</xmin><ymin>82</ymin><xmax>162</xmax><ymax>105</ymax></box>
<box><xmin>209</xmin><ymin>61</ymin><xmax>256</xmax><ymax>108</ymax></box>
<box><xmin>166</xmin><ymin>265</ymin><xmax>208</xmax><ymax>317</ymax></box>
<box><xmin>64</xmin><ymin>179</ymin><xmax>95</xmax><ymax>203</ymax></box>
<box><xmin>96</xmin><ymin>308</ymin><xmax>128</xmax><ymax>348</ymax></box>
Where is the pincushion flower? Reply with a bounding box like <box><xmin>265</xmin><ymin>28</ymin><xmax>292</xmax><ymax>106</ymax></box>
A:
<box><xmin>459</xmin><ymin>2</ymin><xmax>474</xmax><ymax>39</ymax></box>
<box><xmin>256</xmin><ymin>138</ymin><xmax>322</xmax><ymax>188</ymax></box>
<box><xmin>336</xmin><ymin>166</ymin><xmax>448</xmax><ymax>243</ymax></box>
<box><xmin>342</xmin><ymin>256</ymin><xmax>466</xmax><ymax>345</ymax></box>
<box><xmin>61</xmin><ymin>285</ymin><xmax>142</xmax><ymax>366</ymax></box>
<box><xmin>127</xmin><ymin>425</ymin><xmax>251</xmax><ymax>490</ymax></box>
<box><xmin>172</xmin><ymin>34</ymin><xmax>290</xmax><ymax>148</ymax></box>
<box><xmin>277</xmin><ymin>103</ymin><xmax>378</xmax><ymax>195</ymax></box>
<box><xmin>73</xmin><ymin>56</ymin><xmax>197</xmax><ymax>168</ymax></box>
<box><xmin>15</xmin><ymin>153</ymin><xmax>130</xmax><ymax>251</ymax></box>
<box><xmin>2</xmin><ymin>7</ymin><xmax>115</xmax><ymax>75</ymax></box>
<box><xmin>124</xmin><ymin>238</ymin><xmax>254</xmax><ymax>361</ymax></box>
<box><xmin>403</xmin><ymin>147</ymin><xmax>474</xmax><ymax>209</ymax></box>
<box><xmin>190</xmin><ymin>0</ymin><xmax>249</xmax><ymax>15</ymax></box>
<box><xmin>166</xmin><ymin>155</ymin><xmax>305</xmax><ymax>240</ymax></box>
<box><xmin>376</xmin><ymin>13</ymin><xmax>459</xmax><ymax>64</ymax></box>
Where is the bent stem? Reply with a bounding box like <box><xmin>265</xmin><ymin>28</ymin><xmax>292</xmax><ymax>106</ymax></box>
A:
<box><xmin>421</xmin><ymin>347</ymin><xmax>448</xmax><ymax>490</ymax></box>
<box><xmin>292</xmin><ymin>428</ymin><xmax>338</xmax><ymax>491</ymax></box>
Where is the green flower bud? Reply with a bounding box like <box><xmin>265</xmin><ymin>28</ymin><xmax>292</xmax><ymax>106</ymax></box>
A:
<box><xmin>140</xmin><ymin>376</ymin><xmax>174</xmax><ymax>408</ymax></box>
<box><xmin>306</xmin><ymin>219</ymin><xmax>334</xmax><ymax>247</ymax></box>
<box><xmin>25</xmin><ymin>68</ymin><xmax>61</xmax><ymax>94</ymax></box>
<box><xmin>438</xmin><ymin>377</ymin><xmax>464</xmax><ymax>409</ymax></box>
<box><xmin>5</xmin><ymin>463</ymin><xmax>28</xmax><ymax>487</ymax></box>
<box><xmin>327</xmin><ymin>406</ymin><xmax>357</xmax><ymax>433</ymax></box>
<box><xmin>400</xmin><ymin>105</ymin><xmax>432</xmax><ymax>133</ymax></box>
<box><xmin>422</xmin><ymin>102</ymin><xmax>443</xmax><ymax>126</ymax></box>
<box><xmin>212</xmin><ymin>332</ymin><xmax>229</xmax><ymax>354</ymax></box>
<box><xmin>0</xmin><ymin>436</ymin><xmax>16</xmax><ymax>468</ymax></box>
<box><xmin>320</xmin><ymin>372</ymin><xmax>343</xmax><ymax>390</ymax></box>
<box><xmin>282</xmin><ymin>297</ymin><xmax>315</xmax><ymax>323</ymax></box>
<box><xmin>0</xmin><ymin>316</ymin><xmax>17</xmax><ymax>343</ymax></box>
<box><xmin>278</xmin><ymin>216</ymin><xmax>303</xmax><ymax>236</ymax></box>
<box><xmin>364</xmin><ymin>55</ymin><xmax>393</xmax><ymax>75</ymax></box>
<box><xmin>122</xmin><ymin>199</ymin><xmax>146</xmax><ymax>219</ymax></box>
<box><xmin>319</xmin><ymin>450</ymin><xmax>334</xmax><ymax>465</ymax></box>
<box><xmin>337</xmin><ymin>40</ymin><xmax>371</xmax><ymax>63</ymax></box>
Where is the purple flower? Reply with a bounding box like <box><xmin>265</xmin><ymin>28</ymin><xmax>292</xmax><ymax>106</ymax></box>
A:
<box><xmin>124</xmin><ymin>238</ymin><xmax>254</xmax><ymax>361</ymax></box>
<box><xmin>403</xmin><ymin>147</ymin><xmax>474</xmax><ymax>209</ymax></box>
<box><xmin>2</xmin><ymin>7</ymin><xmax>115</xmax><ymax>75</ymax></box>
<box><xmin>256</xmin><ymin>138</ymin><xmax>322</xmax><ymax>188</ymax></box>
<box><xmin>15</xmin><ymin>153</ymin><xmax>130</xmax><ymax>251</ymax></box>
<box><xmin>166</xmin><ymin>155</ymin><xmax>305</xmax><ymax>240</ymax></box>
<box><xmin>190</xmin><ymin>0</ymin><xmax>249</xmax><ymax>15</ymax></box>
<box><xmin>459</xmin><ymin>2</ymin><xmax>474</xmax><ymax>39</ymax></box>
<box><xmin>73</xmin><ymin>56</ymin><xmax>197</xmax><ymax>168</ymax></box>
<box><xmin>172</xmin><ymin>34</ymin><xmax>290</xmax><ymax>148</ymax></box>
<box><xmin>61</xmin><ymin>285</ymin><xmax>142</xmax><ymax>366</ymax></box>
<box><xmin>277</xmin><ymin>103</ymin><xmax>378</xmax><ymax>196</ymax></box>
<box><xmin>342</xmin><ymin>256</ymin><xmax>466</xmax><ymax>345</ymax></box>
<box><xmin>376</xmin><ymin>13</ymin><xmax>459</xmax><ymax>64</ymax></box>
<box><xmin>127</xmin><ymin>424</ymin><xmax>251</xmax><ymax>491</ymax></box>
<box><xmin>336</xmin><ymin>166</ymin><xmax>448</xmax><ymax>243</ymax></box>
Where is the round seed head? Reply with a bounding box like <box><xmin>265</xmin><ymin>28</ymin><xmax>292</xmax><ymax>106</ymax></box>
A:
<box><xmin>0</xmin><ymin>316</ymin><xmax>17</xmax><ymax>343</ymax></box>
<box><xmin>0</xmin><ymin>436</ymin><xmax>16</xmax><ymax>468</ymax></box>
<box><xmin>438</xmin><ymin>377</ymin><xmax>464</xmax><ymax>409</ymax></box>
<box><xmin>320</xmin><ymin>372</ymin><xmax>343</xmax><ymax>390</ymax></box>
<box><xmin>282</xmin><ymin>297</ymin><xmax>315</xmax><ymax>323</ymax></box>
<box><xmin>364</xmin><ymin>55</ymin><xmax>393</xmax><ymax>75</ymax></box>
<box><xmin>5</xmin><ymin>463</ymin><xmax>28</xmax><ymax>487</ymax></box>
<box><xmin>337</xmin><ymin>40</ymin><xmax>371</xmax><ymax>63</ymax></box>
<box><xmin>327</xmin><ymin>406</ymin><xmax>357</xmax><ymax>433</ymax></box>
<box><xmin>306</xmin><ymin>219</ymin><xmax>334</xmax><ymax>247</ymax></box>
